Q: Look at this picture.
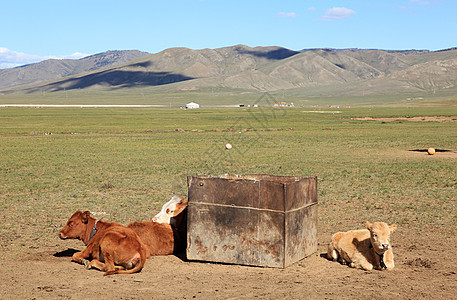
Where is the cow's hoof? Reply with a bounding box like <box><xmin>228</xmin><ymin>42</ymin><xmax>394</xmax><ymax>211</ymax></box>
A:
<box><xmin>82</xmin><ymin>259</ymin><xmax>90</xmax><ymax>269</ymax></box>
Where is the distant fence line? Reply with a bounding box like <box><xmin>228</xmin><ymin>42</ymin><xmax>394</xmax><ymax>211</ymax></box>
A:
<box><xmin>0</xmin><ymin>104</ymin><xmax>175</xmax><ymax>108</ymax></box>
<box><xmin>0</xmin><ymin>104</ymin><xmax>244</xmax><ymax>108</ymax></box>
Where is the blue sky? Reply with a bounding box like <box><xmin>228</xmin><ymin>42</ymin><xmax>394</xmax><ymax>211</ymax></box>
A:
<box><xmin>1</xmin><ymin>0</ymin><xmax>456</xmax><ymax>68</ymax></box>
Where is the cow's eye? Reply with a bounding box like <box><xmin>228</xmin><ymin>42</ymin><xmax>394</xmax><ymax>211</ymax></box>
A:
<box><xmin>372</xmin><ymin>233</ymin><xmax>377</xmax><ymax>237</ymax></box>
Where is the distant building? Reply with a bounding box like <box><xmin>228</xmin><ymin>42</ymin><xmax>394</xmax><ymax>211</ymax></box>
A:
<box><xmin>186</xmin><ymin>102</ymin><xmax>200</xmax><ymax>109</ymax></box>
<box><xmin>274</xmin><ymin>101</ymin><xmax>294</xmax><ymax>107</ymax></box>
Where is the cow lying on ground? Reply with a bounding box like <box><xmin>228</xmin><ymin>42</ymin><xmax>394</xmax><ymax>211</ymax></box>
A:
<box><xmin>127</xmin><ymin>196</ymin><xmax>188</xmax><ymax>257</ymax></box>
<box><xmin>151</xmin><ymin>195</ymin><xmax>186</xmax><ymax>224</ymax></box>
<box><xmin>327</xmin><ymin>221</ymin><xmax>397</xmax><ymax>271</ymax></box>
<box><xmin>59</xmin><ymin>210</ymin><xmax>147</xmax><ymax>276</ymax></box>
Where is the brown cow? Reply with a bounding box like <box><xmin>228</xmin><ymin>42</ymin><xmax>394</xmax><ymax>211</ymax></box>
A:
<box><xmin>59</xmin><ymin>210</ymin><xmax>147</xmax><ymax>276</ymax></box>
<box><xmin>327</xmin><ymin>221</ymin><xmax>397</xmax><ymax>271</ymax></box>
<box><xmin>128</xmin><ymin>196</ymin><xmax>188</xmax><ymax>257</ymax></box>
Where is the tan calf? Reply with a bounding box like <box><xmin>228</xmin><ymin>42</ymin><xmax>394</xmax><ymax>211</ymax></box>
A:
<box><xmin>59</xmin><ymin>210</ymin><xmax>147</xmax><ymax>276</ymax></box>
<box><xmin>327</xmin><ymin>221</ymin><xmax>397</xmax><ymax>271</ymax></box>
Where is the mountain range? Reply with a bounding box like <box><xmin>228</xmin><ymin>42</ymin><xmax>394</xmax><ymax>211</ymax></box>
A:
<box><xmin>1</xmin><ymin>45</ymin><xmax>457</xmax><ymax>102</ymax></box>
<box><xmin>0</xmin><ymin>50</ymin><xmax>149</xmax><ymax>90</ymax></box>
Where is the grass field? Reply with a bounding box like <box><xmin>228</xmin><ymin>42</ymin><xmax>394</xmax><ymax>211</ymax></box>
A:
<box><xmin>2</xmin><ymin>84</ymin><xmax>457</xmax><ymax>107</ymax></box>
<box><xmin>1</xmin><ymin>101</ymin><xmax>456</xmax><ymax>298</ymax></box>
<box><xmin>1</xmin><ymin>104</ymin><xmax>456</xmax><ymax>236</ymax></box>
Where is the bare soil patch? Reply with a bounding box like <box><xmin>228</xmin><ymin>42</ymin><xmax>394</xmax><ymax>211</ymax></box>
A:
<box><xmin>354</xmin><ymin>116</ymin><xmax>457</xmax><ymax>122</ymax></box>
<box><xmin>1</xmin><ymin>227</ymin><xmax>456</xmax><ymax>299</ymax></box>
<box><xmin>404</xmin><ymin>149</ymin><xmax>457</xmax><ymax>159</ymax></box>
<box><xmin>363</xmin><ymin>149</ymin><xmax>457</xmax><ymax>159</ymax></box>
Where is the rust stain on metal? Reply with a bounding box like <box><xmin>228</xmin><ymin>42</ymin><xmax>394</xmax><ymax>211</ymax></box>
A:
<box><xmin>187</xmin><ymin>174</ymin><xmax>318</xmax><ymax>268</ymax></box>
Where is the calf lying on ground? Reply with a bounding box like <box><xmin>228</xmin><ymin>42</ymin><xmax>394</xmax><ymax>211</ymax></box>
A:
<box><xmin>151</xmin><ymin>195</ymin><xmax>186</xmax><ymax>224</ymax></box>
<box><xmin>128</xmin><ymin>196</ymin><xmax>188</xmax><ymax>257</ymax></box>
<box><xmin>59</xmin><ymin>210</ymin><xmax>147</xmax><ymax>276</ymax></box>
<box><xmin>327</xmin><ymin>221</ymin><xmax>397</xmax><ymax>271</ymax></box>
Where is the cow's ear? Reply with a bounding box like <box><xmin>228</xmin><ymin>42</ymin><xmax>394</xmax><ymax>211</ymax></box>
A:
<box><xmin>389</xmin><ymin>224</ymin><xmax>397</xmax><ymax>233</ymax></box>
<box><xmin>366</xmin><ymin>221</ymin><xmax>372</xmax><ymax>230</ymax></box>
<box><xmin>82</xmin><ymin>211</ymin><xmax>91</xmax><ymax>224</ymax></box>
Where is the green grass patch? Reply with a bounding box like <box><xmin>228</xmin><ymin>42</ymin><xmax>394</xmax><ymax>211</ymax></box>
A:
<box><xmin>1</xmin><ymin>105</ymin><xmax>456</xmax><ymax>251</ymax></box>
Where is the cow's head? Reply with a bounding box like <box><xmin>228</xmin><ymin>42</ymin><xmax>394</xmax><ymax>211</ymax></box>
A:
<box><xmin>59</xmin><ymin>210</ymin><xmax>91</xmax><ymax>240</ymax></box>
<box><xmin>152</xmin><ymin>196</ymin><xmax>188</xmax><ymax>224</ymax></box>
<box><xmin>366</xmin><ymin>221</ymin><xmax>397</xmax><ymax>254</ymax></box>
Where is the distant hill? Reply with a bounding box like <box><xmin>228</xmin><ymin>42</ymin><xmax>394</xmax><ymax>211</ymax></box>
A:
<box><xmin>0</xmin><ymin>50</ymin><xmax>149</xmax><ymax>90</ymax></box>
<box><xmin>2</xmin><ymin>45</ymin><xmax>457</xmax><ymax>102</ymax></box>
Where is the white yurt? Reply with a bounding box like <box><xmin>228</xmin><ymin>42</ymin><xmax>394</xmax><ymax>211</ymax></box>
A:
<box><xmin>185</xmin><ymin>102</ymin><xmax>200</xmax><ymax>109</ymax></box>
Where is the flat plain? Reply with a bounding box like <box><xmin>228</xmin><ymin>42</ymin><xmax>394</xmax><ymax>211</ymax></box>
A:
<box><xmin>1</xmin><ymin>103</ymin><xmax>456</xmax><ymax>299</ymax></box>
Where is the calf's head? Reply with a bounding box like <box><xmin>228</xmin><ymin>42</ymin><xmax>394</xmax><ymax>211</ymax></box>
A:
<box><xmin>59</xmin><ymin>210</ymin><xmax>91</xmax><ymax>240</ymax></box>
<box><xmin>366</xmin><ymin>221</ymin><xmax>397</xmax><ymax>254</ymax></box>
<box><xmin>152</xmin><ymin>196</ymin><xmax>188</xmax><ymax>224</ymax></box>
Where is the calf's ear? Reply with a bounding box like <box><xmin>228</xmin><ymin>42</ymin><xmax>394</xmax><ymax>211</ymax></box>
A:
<box><xmin>366</xmin><ymin>221</ymin><xmax>372</xmax><ymax>230</ymax></box>
<box><xmin>82</xmin><ymin>211</ymin><xmax>91</xmax><ymax>224</ymax></box>
<box><xmin>389</xmin><ymin>224</ymin><xmax>397</xmax><ymax>233</ymax></box>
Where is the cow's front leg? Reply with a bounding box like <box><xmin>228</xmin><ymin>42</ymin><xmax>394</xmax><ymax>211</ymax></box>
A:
<box><xmin>350</xmin><ymin>254</ymin><xmax>373</xmax><ymax>271</ymax></box>
<box><xmin>87</xmin><ymin>259</ymin><xmax>108</xmax><ymax>271</ymax></box>
<box><xmin>87</xmin><ymin>256</ymin><xmax>125</xmax><ymax>275</ymax></box>
<box><xmin>383</xmin><ymin>250</ymin><xmax>395</xmax><ymax>270</ymax></box>
<box><xmin>71</xmin><ymin>248</ymin><xmax>92</xmax><ymax>266</ymax></box>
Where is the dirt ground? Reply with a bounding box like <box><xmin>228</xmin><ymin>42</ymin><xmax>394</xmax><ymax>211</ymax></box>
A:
<box><xmin>1</xmin><ymin>226</ymin><xmax>456</xmax><ymax>300</ymax></box>
<box><xmin>353</xmin><ymin>116</ymin><xmax>457</xmax><ymax>122</ymax></box>
<box><xmin>399</xmin><ymin>149</ymin><xmax>457</xmax><ymax>159</ymax></box>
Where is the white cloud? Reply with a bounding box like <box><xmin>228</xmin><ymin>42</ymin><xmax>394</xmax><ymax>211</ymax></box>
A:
<box><xmin>0</xmin><ymin>47</ymin><xmax>41</xmax><ymax>69</ymax></box>
<box><xmin>278</xmin><ymin>12</ymin><xmax>297</xmax><ymax>18</ymax></box>
<box><xmin>321</xmin><ymin>7</ymin><xmax>356</xmax><ymax>21</ymax></box>
<box><xmin>0</xmin><ymin>47</ymin><xmax>90</xmax><ymax>69</ymax></box>
<box><xmin>308</xmin><ymin>7</ymin><xmax>316</xmax><ymax>12</ymax></box>
<box><xmin>59</xmin><ymin>52</ymin><xmax>89</xmax><ymax>60</ymax></box>
<box><xmin>398</xmin><ymin>5</ymin><xmax>416</xmax><ymax>12</ymax></box>
<box><xmin>410</xmin><ymin>0</ymin><xmax>442</xmax><ymax>5</ymax></box>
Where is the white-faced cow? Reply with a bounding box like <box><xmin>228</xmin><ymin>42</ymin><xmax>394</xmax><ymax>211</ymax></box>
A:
<box><xmin>128</xmin><ymin>196</ymin><xmax>188</xmax><ymax>257</ymax></box>
<box><xmin>152</xmin><ymin>195</ymin><xmax>185</xmax><ymax>224</ymax></box>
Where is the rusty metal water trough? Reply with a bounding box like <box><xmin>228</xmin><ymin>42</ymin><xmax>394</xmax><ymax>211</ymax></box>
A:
<box><xmin>186</xmin><ymin>174</ymin><xmax>318</xmax><ymax>268</ymax></box>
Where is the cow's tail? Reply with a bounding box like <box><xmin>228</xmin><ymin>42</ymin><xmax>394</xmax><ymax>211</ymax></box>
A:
<box><xmin>327</xmin><ymin>232</ymin><xmax>343</xmax><ymax>261</ymax></box>
<box><xmin>104</xmin><ymin>248</ymin><xmax>147</xmax><ymax>276</ymax></box>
